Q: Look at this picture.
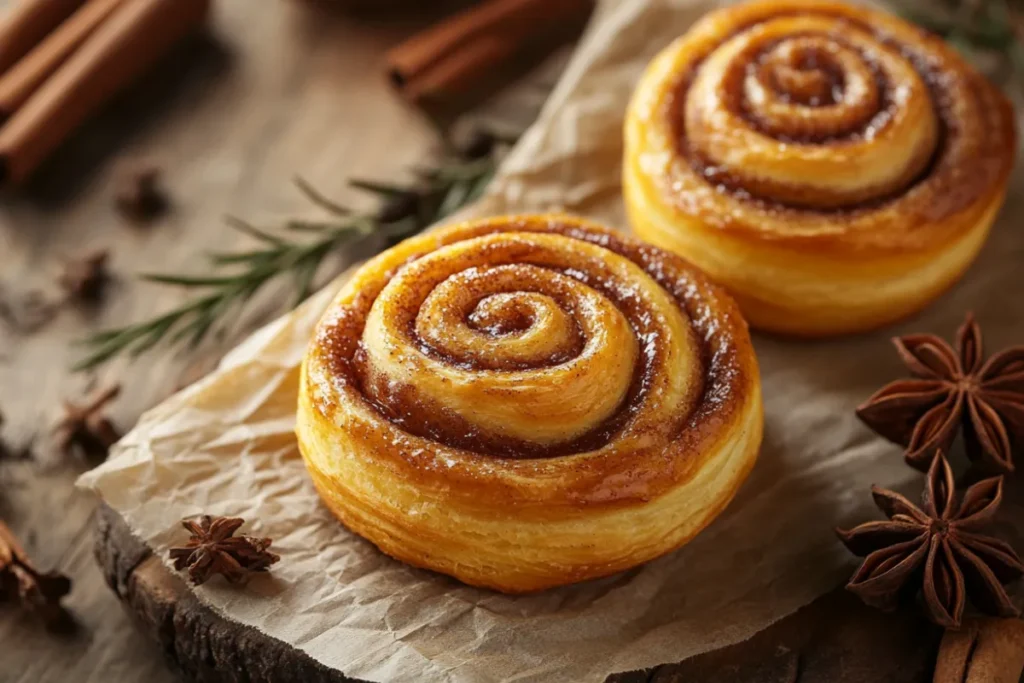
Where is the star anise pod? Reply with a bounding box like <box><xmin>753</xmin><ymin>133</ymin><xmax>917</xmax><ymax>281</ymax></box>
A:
<box><xmin>0</xmin><ymin>521</ymin><xmax>72</xmax><ymax>631</ymax></box>
<box><xmin>114</xmin><ymin>161</ymin><xmax>168</xmax><ymax>222</ymax></box>
<box><xmin>58</xmin><ymin>249</ymin><xmax>110</xmax><ymax>302</ymax></box>
<box><xmin>837</xmin><ymin>451</ymin><xmax>1024</xmax><ymax>629</ymax></box>
<box><xmin>169</xmin><ymin>515</ymin><xmax>280</xmax><ymax>586</ymax></box>
<box><xmin>856</xmin><ymin>312</ymin><xmax>1024</xmax><ymax>473</ymax></box>
<box><xmin>53</xmin><ymin>385</ymin><xmax>121</xmax><ymax>461</ymax></box>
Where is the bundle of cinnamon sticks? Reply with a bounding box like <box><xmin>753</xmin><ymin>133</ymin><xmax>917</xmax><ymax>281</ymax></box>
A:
<box><xmin>0</xmin><ymin>0</ymin><xmax>211</xmax><ymax>186</ymax></box>
<box><xmin>385</xmin><ymin>0</ymin><xmax>592</xmax><ymax>105</ymax></box>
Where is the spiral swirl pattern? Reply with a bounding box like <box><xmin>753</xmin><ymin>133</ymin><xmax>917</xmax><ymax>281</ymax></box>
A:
<box><xmin>690</xmin><ymin>13</ymin><xmax>938</xmax><ymax>209</ymax></box>
<box><xmin>298</xmin><ymin>215</ymin><xmax>763</xmax><ymax>592</ymax></box>
<box><xmin>624</xmin><ymin>0</ymin><xmax>1015</xmax><ymax>336</ymax></box>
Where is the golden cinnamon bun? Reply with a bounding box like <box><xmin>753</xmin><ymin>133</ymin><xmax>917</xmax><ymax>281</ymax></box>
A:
<box><xmin>624</xmin><ymin>0</ymin><xmax>1016</xmax><ymax>336</ymax></box>
<box><xmin>297</xmin><ymin>215</ymin><xmax>762</xmax><ymax>593</ymax></box>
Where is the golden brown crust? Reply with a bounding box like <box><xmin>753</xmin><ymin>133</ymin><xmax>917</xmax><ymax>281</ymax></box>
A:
<box><xmin>297</xmin><ymin>214</ymin><xmax>763</xmax><ymax>592</ymax></box>
<box><xmin>624</xmin><ymin>0</ymin><xmax>1016</xmax><ymax>336</ymax></box>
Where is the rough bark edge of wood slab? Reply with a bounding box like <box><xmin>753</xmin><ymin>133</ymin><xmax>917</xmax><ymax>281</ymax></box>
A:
<box><xmin>94</xmin><ymin>503</ymin><xmax>942</xmax><ymax>683</ymax></box>
<box><xmin>94</xmin><ymin>503</ymin><xmax>357</xmax><ymax>683</ymax></box>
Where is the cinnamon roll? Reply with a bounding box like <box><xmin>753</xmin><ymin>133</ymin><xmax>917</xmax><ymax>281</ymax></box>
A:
<box><xmin>297</xmin><ymin>215</ymin><xmax>763</xmax><ymax>593</ymax></box>
<box><xmin>624</xmin><ymin>0</ymin><xmax>1016</xmax><ymax>336</ymax></box>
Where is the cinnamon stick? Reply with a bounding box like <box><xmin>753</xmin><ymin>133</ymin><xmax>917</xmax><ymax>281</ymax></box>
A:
<box><xmin>0</xmin><ymin>0</ymin><xmax>85</xmax><ymax>75</ymax></box>
<box><xmin>934</xmin><ymin>618</ymin><xmax>1024</xmax><ymax>683</ymax></box>
<box><xmin>0</xmin><ymin>0</ymin><xmax>128</xmax><ymax>121</ymax></box>
<box><xmin>385</xmin><ymin>0</ymin><xmax>591</xmax><ymax>103</ymax></box>
<box><xmin>0</xmin><ymin>0</ymin><xmax>210</xmax><ymax>186</ymax></box>
<box><xmin>402</xmin><ymin>33</ymin><xmax>517</xmax><ymax>104</ymax></box>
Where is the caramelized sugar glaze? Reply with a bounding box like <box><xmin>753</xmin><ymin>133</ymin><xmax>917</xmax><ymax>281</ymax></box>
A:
<box><xmin>298</xmin><ymin>215</ymin><xmax>763</xmax><ymax>592</ymax></box>
<box><xmin>624</xmin><ymin>0</ymin><xmax>1015</xmax><ymax>336</ymax></box>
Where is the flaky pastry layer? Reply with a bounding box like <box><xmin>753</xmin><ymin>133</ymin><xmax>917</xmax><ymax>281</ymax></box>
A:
<box><xmin>297</xmin><ymin>215</ymin><xmax>763</xmax><ymax>592</ymax></box>
<box><xmin>624</xmin><ymin>0</ymin><xmax>1016</xmax><ymax>336</ymax></box>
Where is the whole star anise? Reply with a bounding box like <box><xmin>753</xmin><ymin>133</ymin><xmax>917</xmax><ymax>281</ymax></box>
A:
<box><xmin>837</xmin><ymin>452</ymin><xmax>1024</xmax><ymax>629</ymax></box>
<box><xmin>169</xmin><ymin>515</ymin><xmax>280</xmax><ymax>586</ymax></box>
<box><xmin>857</xmin><ymin>313</ymin><xmax>1024</xmax><ymax>473</ymax></box>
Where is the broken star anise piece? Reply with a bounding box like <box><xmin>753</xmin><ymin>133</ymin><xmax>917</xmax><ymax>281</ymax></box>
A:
<box><xmin>114</xmin><ymin>161</ymin><xmax>168</xmax><ymax>222</ymax></box>
<box><xmin>53</xmin><ymin>384</ymin><xmax>121</xmax><ymax>461</ymax></box>
<box><xmin>169</xmin><ymin>515</ymin><xmax>280</xmax><ymax>586</ymax></box>
<box><xmin>0</xmin><ymin>521</ymin><xmax>72</xmax><ymax>631</ymax></box>
<box><xmin>856</xmin><ymin>312</ymin><xmax>1024</xmax><ymax>473</ymax></box>
<box><xmin>837</xmin><ymin>451</ymin><xmax>1024</xmax><ymax>629</ymax></box>
<box><xmin>59</xmin><ymin>249</ymin><xmax>110</xmax><ymax>302</ymax></box>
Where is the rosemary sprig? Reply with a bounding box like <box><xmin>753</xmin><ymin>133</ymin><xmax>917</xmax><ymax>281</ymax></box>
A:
<box><xmin>901</xmin><ymin>0</ymin><xmax>1024</xmax><ymax>81</ymax></box>
<box><xmin>74</xmin><ymin>131</ymin><xmax>508</xmax><ymax>371</ymax></box>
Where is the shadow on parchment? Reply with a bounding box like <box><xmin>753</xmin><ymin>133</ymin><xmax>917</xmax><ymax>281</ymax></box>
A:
<box><xmin>6</xmin><ymin>29</ymin><xmax>233</xmax><ymax>209</ymax></box>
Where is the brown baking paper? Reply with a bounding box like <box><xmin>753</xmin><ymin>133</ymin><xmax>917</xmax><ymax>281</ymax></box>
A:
<box><xmin>79</xmin><ymin>0</ymin><xmax>1024</xmax><ymax>681</ymax></box>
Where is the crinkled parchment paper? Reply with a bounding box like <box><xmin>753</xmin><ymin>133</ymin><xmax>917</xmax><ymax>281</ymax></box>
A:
<box><xmin>79</xmin><ymin>0</ymin><xmax>1024</xmax><ymax>681</ymax></box>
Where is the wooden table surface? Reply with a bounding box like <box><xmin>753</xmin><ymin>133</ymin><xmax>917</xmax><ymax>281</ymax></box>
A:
<box><xmin>0</xmin><ymin>1</ymin><xmax>490</xmax><ymax>679</ymax></box>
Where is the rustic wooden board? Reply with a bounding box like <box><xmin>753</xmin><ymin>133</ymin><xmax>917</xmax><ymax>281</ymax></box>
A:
<box><xmin>94</xmin><ymin>503</ymin><xmax>943</xmax><ymax>683</ymax></box>
<box><xmin>93</xmin><ymin>476</ymin><xmax>1024</xmax><ymax>682</ymax></box>
<box><xmin>89</xmin><ymin>463</ymin><xmax>1024</xmax><ymax>682</ymax></box>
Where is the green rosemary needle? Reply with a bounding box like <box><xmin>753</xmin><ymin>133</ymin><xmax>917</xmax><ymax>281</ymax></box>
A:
<box><xmin>74</xmin><ymin>136</ymin><xmax>506</xmax><ymax>371</ymax></box>
<box><xmin>902</xmin><ymin>0</ymin><xmax>1024</xmax><ymax>80</ymax></box>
